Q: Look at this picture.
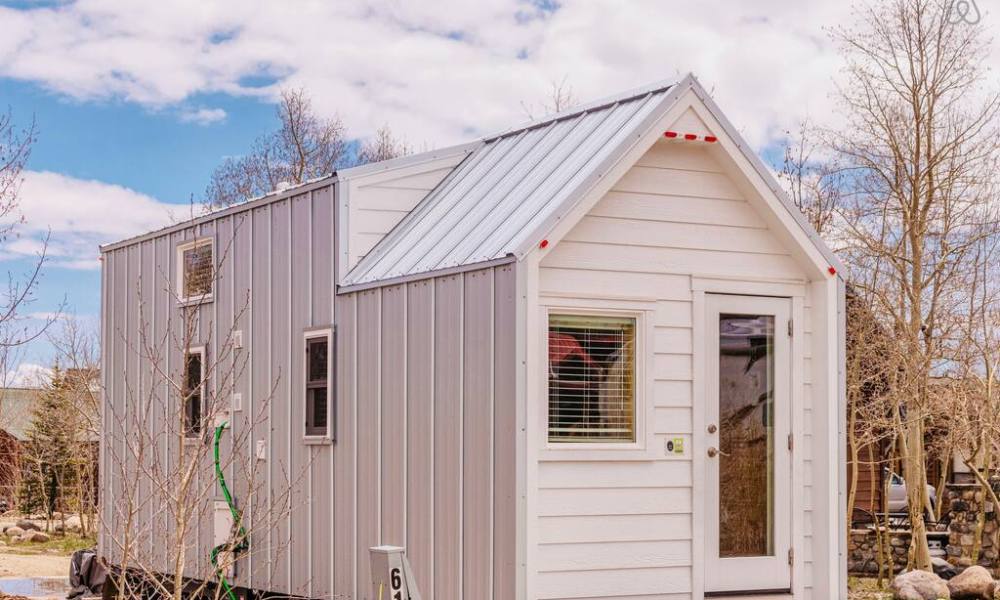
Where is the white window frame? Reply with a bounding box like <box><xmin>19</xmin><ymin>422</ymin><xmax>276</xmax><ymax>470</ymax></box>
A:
<box><xmin>183</xmin><ymin>345</ymin><xmax>206</xmax><ymax>441</ymax></box>
<box><xmin>541</xmin><ymin>305</ymin><xmax>651</xmax><ymax>454</ymax></box>
<box><xmin>176</xmin><ymin>237</ymin><xmax>215</xmax><ymax>305</ymax></box>
<box><xmin>303</xmin><ymin>327</ymin><xmax>334</xmax><ymax>442</ymax></box>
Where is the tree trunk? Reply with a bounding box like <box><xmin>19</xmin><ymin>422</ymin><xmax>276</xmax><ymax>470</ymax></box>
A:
<box><xmin>904</xmin><ymin>417</ymin><xmax>932</xmax><ymax>571</ymax></box>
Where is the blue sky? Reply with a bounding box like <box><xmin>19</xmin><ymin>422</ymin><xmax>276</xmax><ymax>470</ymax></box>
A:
<box><xmin>1</xmin><ymin>0</ymin><xmax>994</xmax><ymax>381</ymax></box>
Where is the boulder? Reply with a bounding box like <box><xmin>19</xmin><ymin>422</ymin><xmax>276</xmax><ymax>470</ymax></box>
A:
<box><xmin>65</xmin><ymin>515</ymin><xmax>82</xmax><ymax>532</ymax></box>
<box><xmin>16</xmin><ymin>519</ymin><xmax>40</xmax><ymax>531</ymax></box>
<box><xmin>948</xmin><ymin>565</ymin><xmax>995</xmax><ymax>599</ymax></box>
<box><xmin>892</xmin><ymin>569</ymin><xmax>951</xmax><ymax>600</ymax></box>
<box><xmin>4</xmin><ymin>526</ymin><xmax>24</xmax><ymax>538</ymax></box>
<box><xmin>933</xmin><ymin>557</ymin><xmax>959</xmax><ymax>580</ymax></box>
<box><xmin>23</xmin><ymin>531</ymin><xmax>50</xmax><ymax>543</ymax></box>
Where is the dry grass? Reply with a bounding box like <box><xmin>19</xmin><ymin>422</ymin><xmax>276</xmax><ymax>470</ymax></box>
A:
<box><xmin>848</xmin><ymin>577</ymin><xmax>893</xmax><ymax>599</ymax></box>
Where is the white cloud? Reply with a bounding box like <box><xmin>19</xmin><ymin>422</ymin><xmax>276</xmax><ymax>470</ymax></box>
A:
<box><xmin>0</xmin><ymin>0</ymin><xmax>896</xmax><ymax>148</ymax></box>
<box><xmin>3</xmin><ymin>362</ymin><xmax>50</xmax><ymax>388</ymax></box>
<box><xmin>4</xmin><ymin>171</ymin><xmax>177</xmax><ymax>269</ymax></box>
<box><xmin>179</xmin><ymin>106</ymin><xmax>227</xmax><ymax>125</ymax></box>
<box><xmin>0</xmin><ymin>1</ymin><xmax>996</xmax><ymax>150</ymax></box>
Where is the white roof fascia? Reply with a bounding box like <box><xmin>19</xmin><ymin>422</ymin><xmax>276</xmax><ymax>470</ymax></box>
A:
<box><xmin>687</xmin><ymin>76</ymin><xmax>846</xmax><ymax>277</ymax></box>
<box><xmin>509</xmin><ymin>73</ymin><xmax>696</xmax><ymax>260</ymax></box>
<box><xmin>336</xmin><ymin>141</ymin><xmax>480</xmax><ymax>181</ymax></box>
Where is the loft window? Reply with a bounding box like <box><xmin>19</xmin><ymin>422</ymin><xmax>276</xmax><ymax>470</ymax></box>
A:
<box><xmin>305</xmin><ymin>332</ymin><xmax>333</xmax><ymax>438</ymax></box>
<box><xmin>184</xmin><ymin>348</ymin><xmax>205</xmax><ymax>438</ymax></box>
<box><xmin>176</xmin><ymin>238</ymin><xmax>214</xmax><ymax>302</ymax></box>
<box><xmin>548</xmin><ymin>314</ymin><xmax>636</xmax><ymax>443</ymax></box>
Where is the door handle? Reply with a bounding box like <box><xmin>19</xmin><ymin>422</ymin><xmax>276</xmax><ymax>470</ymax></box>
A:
<box><xmin>707</xmin><ymin>447</ymin><xmax>728</xmax><ymax>458</ymax></box>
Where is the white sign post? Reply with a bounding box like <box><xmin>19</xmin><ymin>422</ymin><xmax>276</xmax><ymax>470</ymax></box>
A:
<box><xmin>370</xmin><ymin>545</ymin><xmax>422</xmax><ymax>600</ymax></box>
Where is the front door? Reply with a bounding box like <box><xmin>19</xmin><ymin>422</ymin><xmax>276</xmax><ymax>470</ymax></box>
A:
<box><xmin>705</xmin><ymin>294</ymin><xmax>792</xmax><ymax>594</ymax></box>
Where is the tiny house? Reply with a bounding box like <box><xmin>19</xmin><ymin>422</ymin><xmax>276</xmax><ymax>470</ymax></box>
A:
<box><xmin>100</xmin><ymin>74</ymin><xmax>846</xmax><ymax>600</ymax></box>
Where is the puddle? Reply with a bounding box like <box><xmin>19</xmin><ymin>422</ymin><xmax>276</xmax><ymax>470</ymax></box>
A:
<box><xmin>0</xmin><ymin>577</ymin><xmax>70</xmax><ymax>597</ymax></box>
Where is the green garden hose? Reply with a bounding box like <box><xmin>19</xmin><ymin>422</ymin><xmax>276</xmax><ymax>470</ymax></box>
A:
<box><xmin>211</xmin><ymin>421</ymin><xmax>249</xmax><ymax>600</ymax></box>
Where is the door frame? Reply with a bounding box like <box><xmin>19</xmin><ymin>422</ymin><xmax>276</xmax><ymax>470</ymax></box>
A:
<box><xmin>691</xmin><ymin>282</ymin><xmax>805</xmax><ymax>599</ymax></box>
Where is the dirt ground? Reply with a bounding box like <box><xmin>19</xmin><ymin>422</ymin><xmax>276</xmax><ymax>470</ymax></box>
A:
<box><xmin>0</xmin><ymin>553</ymin><xmax>69</xmax><ymax>578</ymax></box>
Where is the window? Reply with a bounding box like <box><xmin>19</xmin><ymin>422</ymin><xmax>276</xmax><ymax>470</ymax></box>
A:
<box><xmin>176</xmin><ymin>238</ymin><xmax>214</xmax><ymax>302</ymax></box>
<box><xmin>548</xmin><ymin>314</ymin><xmax>636</xmax><ymax>443</ymax></box>
<box><xmin>184</xmin><ymin>348</ymin><xmax>205</xmax><ymax>438</ymax></box>
<box><xmin>305</xmin><ymin>332</ymin><xmax>332</xmax><ymax>437</ymax></box>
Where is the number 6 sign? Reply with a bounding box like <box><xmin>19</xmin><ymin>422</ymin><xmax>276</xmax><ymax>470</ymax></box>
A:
<box><xmin>370</xmin><ymin>546</ymin><xmax>423</xmax><ymax>600</ymax></box>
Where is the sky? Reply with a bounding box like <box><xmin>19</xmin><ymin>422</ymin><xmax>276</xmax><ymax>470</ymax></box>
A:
<box><xmin>0</xmin><ymin>0</ymin><xmax>995</xmax><ymax>382</ymax></box>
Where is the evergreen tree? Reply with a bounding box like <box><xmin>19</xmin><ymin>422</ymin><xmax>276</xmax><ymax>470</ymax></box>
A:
<box><xmin>17</xmin><ymin>366</ymin><xmax>81</xmax><ymax>519</ymax></box>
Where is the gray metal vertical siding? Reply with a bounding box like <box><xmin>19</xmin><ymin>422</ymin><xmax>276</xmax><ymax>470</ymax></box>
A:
<box><xmin>100</xmin><ymin>180</ymin><xmax>518</xmax><ymax>599</ymax></box>
<box><xmin>339</xmin><ymin>263</ymin><xmax>518</xmax><ymax>600</ymax></box>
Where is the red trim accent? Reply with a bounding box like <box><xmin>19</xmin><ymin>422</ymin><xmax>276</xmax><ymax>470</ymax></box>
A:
<box><xmin>704</xmin><ymin>136</ymin><xmax>717</xmax><ymax>143</ymax></box>
<box><xmin>828</xmin><ymin>266</ymin><xmax>837</xmax><ymax>275</ymax></box>
<box><xmin>664</xmin><ymin>131</ymin><xmax>678</xmax><ymax>138</ymax></box>
<box><xmin>540</xmin><ymin>239</ymin><xmax>549</xmax><ymax>249</ymax></box>
<box><xmin>684</xmin><ymin>133</ymin><xmax>697</xmax><ymax>140</ymax></box>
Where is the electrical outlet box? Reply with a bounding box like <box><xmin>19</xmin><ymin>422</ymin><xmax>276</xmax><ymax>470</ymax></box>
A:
<box><xmin>232</xmin><ymin>392</ymin><xmax>243</xmax><ymax>412</ymax></box>
<box><xmin>256</xmin><ymin>440</ymin><xmax>267</xmax><ymax>461</ymax></box>
<box><xmin>233</xmin><ymin>330</ymin><xmax>243</xmax><ymax>349</ymax></box>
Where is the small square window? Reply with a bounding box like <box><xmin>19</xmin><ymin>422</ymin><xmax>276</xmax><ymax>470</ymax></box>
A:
<box><xmin>305</xmin><ymin>333</ymin><xmax>333</xmax><ymax>438</ymax></box>
<box><xmin>177</xmin><ymin>239</ymin><xmax>214</xmax><ymax>302</ymax></box>
<box><xmin>548</xmin><ymin>314</ymin><xmax>636</xmax><ymax>443</ymax></box>
<box><xmin>183</xmin><ymin>349</ymin><xmax>205</xmax><ymax>438</ymax></box>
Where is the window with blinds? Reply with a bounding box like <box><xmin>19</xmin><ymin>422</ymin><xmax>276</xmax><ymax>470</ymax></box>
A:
<box><xmin>548</xmin><ymin>314</ymin><xmax>636</xmax><ymax>443</ymax></box>
<box><xmin>177</xmin><ymin>239</ymin><xmax>214</xmax><ymax>301</ymax></box>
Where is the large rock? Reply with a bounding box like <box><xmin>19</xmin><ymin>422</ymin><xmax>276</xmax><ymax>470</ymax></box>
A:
<box><xmin>948</xmin><ymin>565</ymin><xmax>995</xmax><ymax>599</ymax></box>
<box><xmin>933</xmin><ymin>557</ymin><xmax>959</xmax><ymax>580</ymax></box>
<box><xmin>16</xmin><ymin>519</ymin><xmax>40</xmax><ymax>532</ymax></box>
<box><xmin>22</xmin><ymin>531</ymin><xmax>50</xmax><ymax>543</ymax></box>
<box><xmin>4</xmin><ymin>526</ymin><xmax>24</xmax><ymax>538</ymax></box>
<box><xmin>892</xmin><ymin>569</ymin><xmax>951</xmax><ymax>600</ymax></box>
<box><xmin>65</xmin><ymin>515</ymin><xmax>82</xmax><ymax>532</ymax></box>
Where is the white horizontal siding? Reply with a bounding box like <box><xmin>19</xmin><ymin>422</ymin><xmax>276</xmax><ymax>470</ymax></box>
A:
<box><xmin>535</xmin><ymin>140</ymin><xmax>814</xmax><ymax>599</ymax></box>
<box><xmin>345</xmin><ymin>154</ymin><xmax>467</xmax><ymax>270</ymax></box>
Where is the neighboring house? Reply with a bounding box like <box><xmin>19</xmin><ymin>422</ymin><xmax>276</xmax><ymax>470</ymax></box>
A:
<box><xmin>100</xmin><ymin>74</ymin><xmax>846</xmax><ymax>600</ymax></box>
<box><xmin>0</xmin><ymin>387</ymin><xmax>41</xmax><ymax>506</ymax></box>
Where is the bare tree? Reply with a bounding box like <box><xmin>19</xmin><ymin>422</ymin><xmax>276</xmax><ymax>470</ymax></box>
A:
<box><xmin>356</xmin><ymin>124</ymin><xmax>412</xmax><ymax>165</ymax></box>
<box><xmin>204</xmin><ymin>89</ymin><xmax>349</xmax><ymax>210</ymax></box>
<box><xmin>0</xmin><ymin>108</ymin><xmax>58</xmax><ymax>386</ymax></box>
<box><xmin>102</xmin><ymin>226</ymin><xmax>311</xmax><ymax>600</ymax></box>
<box><xmin>831</xmin><ymin>0</ymin><xmax>1000</xmax><ymax>571</ymax></box>
<box><xmin>776</xmin><ymin>119</ymin><xmax>842</xmax><ymax>237</ymax></box>
<box><xmin>521</xmin><ymin>76</ymin><xmax>578</xmax><ymax>120</ymax></box>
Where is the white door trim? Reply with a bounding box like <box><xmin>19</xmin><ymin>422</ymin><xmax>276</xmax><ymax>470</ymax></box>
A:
<box><xmin>703</xmin><ymin>293</ymin><xmax>793</xmax><ymax>594</ymax></box>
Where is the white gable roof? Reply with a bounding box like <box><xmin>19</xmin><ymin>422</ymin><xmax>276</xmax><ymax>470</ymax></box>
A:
<box><xmin>342</xmin><ymin>74</ymin><xmax>842</xmax><ymax>288</ymax></box>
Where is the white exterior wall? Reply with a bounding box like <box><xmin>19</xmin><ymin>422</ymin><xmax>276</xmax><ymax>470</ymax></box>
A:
<box><xmin>529</xmin><ymin>140</ymin><xmax>824</xmax><ymax>599</ymax></box>
<box><xmin>339</xmin><ymin>148</ymin><xmax>472</xmax><ymax>273</ymax></box>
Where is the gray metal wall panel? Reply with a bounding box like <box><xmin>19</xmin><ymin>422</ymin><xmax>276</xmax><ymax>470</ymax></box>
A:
<box><xmin>433</xmin><ymin>274</ymin><xmax>463</xmax><ymax>600</ymax></box>
<box><xmin>101</xmin><ymin>183</ymin><xmax>521</xmax><ymax>600</ymax></box>
<box><xmin>288</xmin><ymin>194</ymin><xmax>310</xmax><ymax>595</ymax></box>
<box><xmin>333</xmin><ymin>292</ymin><xmax>357</xmax><ymax>598</ymax></box>
<box><xmin>463</xmin><ymin>269</ymin><xmax>494</xmax><ymax>599</ymax></box>
<box><xmin>492</xmin><ymin>264</ymin><xmax>517</xmax><ymax>600</ymax></box>
<box><xmin>405</xmin><ymin>280</ymin><xmax>435</xmax><ymax>598</ymax></box>
<box><xmin>269</xmin><ymin>200</ymin><xmax>292</xmax><ymax>592</ymax></box>
<box><xmin>249</xmin><ymin>204</ymin><xmax>273</xmax><ymax>591</ymax></box>
<box><xmin>356</xmin><ymin>289</ymin><xmax>381</xmax><ymax>598</ymax></box>
<box><xmin>380</xmin><ymin>284</ymin><xmax>407</xmax><ymax>547</ymax></box>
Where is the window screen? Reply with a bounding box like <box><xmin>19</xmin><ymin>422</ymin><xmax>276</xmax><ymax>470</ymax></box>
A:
<box><xmin>306</xmin><ymin>336</ymin><xmax>331</xmax><ymax>437</ymax></box>
<box><xmin>548</xmin><ymin>314</ymin><xmax>636</xmax><ymax>442</ymax></box>
<box><xmin>184</xmin><ymin>351</ymin><xmax>203</xmax><ymax>437</ymax></box>
<box><xmin>181</xmin><ymin>241</ymin><xmax>213</xmax><ymax>299</ymax></box>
